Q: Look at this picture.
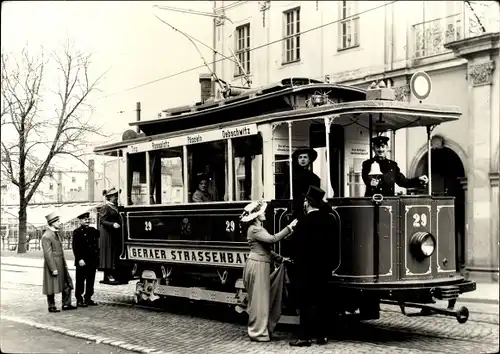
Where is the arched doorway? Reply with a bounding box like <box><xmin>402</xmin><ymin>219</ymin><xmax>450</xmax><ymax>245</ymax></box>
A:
<box><xmin>415</xmin><ymin>147</ymin><xmax>466</xmax><ymax>272</ymax></box>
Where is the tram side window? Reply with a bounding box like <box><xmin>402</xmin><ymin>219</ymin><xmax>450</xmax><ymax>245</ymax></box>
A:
<box><xmin>188</xmin><ymin>140</ymin><xmax>228</xmax><ymax>203</ymax></box>
<box><xmin>127</xmin><ymin>152</ymin><xmax>147</xmax><ymax>205</ymax></box>
<box><xmin>232</xmin><ymin>134</ymin><xmax>264</xmax><ymax>201</ymax></box>
<box><xmin>149</xmin><ymin>147</ymin><xmax>185</xmax><ymax>205</ymax></box>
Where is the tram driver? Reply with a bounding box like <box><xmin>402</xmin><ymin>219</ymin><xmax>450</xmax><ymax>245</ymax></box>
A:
<box><xmin>362</xmin><ymin>136</ymin><xmax>428</xmax><ymax>197</ymax></box>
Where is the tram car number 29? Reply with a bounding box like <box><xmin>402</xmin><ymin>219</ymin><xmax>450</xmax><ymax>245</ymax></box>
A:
<box><xmin>226</xmin><ymin>220</ymin><xmax>236</xmax><ymax>233</ymax></box>
<box><xmin>413</xmin><ymin>213</ymin><xmax>428</xmax><ymax>228</ymax></box>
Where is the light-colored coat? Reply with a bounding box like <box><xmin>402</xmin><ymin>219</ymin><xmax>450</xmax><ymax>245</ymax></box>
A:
<box><xmin>42</xmin><ymin>228</ymin><xmax>74</xmax><ymax>295</ymax></box>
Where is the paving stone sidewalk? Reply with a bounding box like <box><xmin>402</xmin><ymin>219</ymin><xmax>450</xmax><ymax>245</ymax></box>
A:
<box><xmin>1</xmin><ymin>279</ymin><xmax>498</xmax><ymax>354</ymax></box>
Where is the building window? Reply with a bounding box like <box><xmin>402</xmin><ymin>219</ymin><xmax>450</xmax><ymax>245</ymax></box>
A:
<box><xmin>72</xmin><ymin>177</ymin><xmax>76</xmax><ymax>183</ymax></box>
<box><xmin>283</xmin><ymin>7</ymin><xmax>300</xmax><ymax>64</ymax></box>
<box><xmin>338</xmin><ymin>1</ymin><xmax>359</xmax><ymax>50</ymax></box>
<box><xmin>49</xmin><ymin>183</ymin><xmax>54</xmax><ymax>190</ymax></box>
<box><xmin>234</xmin><ymin>24</ymin><xmax>250</xmax><ymax>76</ymax></box>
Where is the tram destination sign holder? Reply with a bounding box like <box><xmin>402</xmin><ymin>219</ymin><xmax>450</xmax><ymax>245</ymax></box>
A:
<box><xmin>410</xmin><ymin>71</ymin><xmax>434</xmax><ymax>195</ymax></box>
<box><xmin>410</xmin><ymin>71</ymin><xmax>432</xmax><ymax>103</ymax></box>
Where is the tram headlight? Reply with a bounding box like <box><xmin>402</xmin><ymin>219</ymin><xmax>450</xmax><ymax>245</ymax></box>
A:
<box><xmin>410</xmin><ymin>232</ymin><xmax>436</xmax><ymax>258</ymax></box>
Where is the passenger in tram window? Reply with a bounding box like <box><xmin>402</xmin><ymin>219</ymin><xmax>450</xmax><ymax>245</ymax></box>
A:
<box><xmin>191</xmin><ymin>174</ymin><xmax>213</xmax><ymax>203</ymax></box>
<box><xmin>362</xmin><ymin>136</ymin><xmax>429</xmax><ymax>197</ymax></box>
<box><xmin>291</xmin><ymin>147</ymin><xmax>321</xmax><ymax>219</ymax></box>
<box><xmin>239</xmin><ymin>201</ymin><xmax>298</xmax><ymax>342</ymax></box>
<box><xmin>98</xmin><ymin>187</ymin><xmax>121</xmax><ymax>284</ymax></box>
<box><xmin>289</xmin><ymin>186</ymin><xmax>337</xmax><ymax>347</ymax></box>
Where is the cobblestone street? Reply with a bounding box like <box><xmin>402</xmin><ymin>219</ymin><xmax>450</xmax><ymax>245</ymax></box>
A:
<box><xmin>1</xmin><ymin>263</ymin><xmax>499</xmax><ymax>354</ymax></box>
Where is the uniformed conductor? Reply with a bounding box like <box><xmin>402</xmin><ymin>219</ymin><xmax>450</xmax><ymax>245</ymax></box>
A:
<box><xmin>72</xmin><ymin>211</ymin><xmax>100</xmax><ymax>307</ymax></box>
<box><xmin>362</xmin><ymin>136</ymin><xmax>428</xmax><ymax>197</ymax></box>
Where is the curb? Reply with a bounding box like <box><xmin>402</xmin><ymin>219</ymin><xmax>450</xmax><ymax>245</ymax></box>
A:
<box><xmin>459</xmin><ymin>297</ymin><xmax>499</xmax><ymax>305</ymax></box>
<box><xmin>2</xmin><ymin>315</ymin><xmax>170</xmax><ymax>354</ymax></box>
<box><xmin>2</xmin><ymin>262</ymin><xmax>77</xmax><ymax>271</ymax></box>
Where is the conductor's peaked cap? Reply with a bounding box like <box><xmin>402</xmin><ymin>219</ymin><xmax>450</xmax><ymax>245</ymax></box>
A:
<box><xmin>372</xmin><ymin>136</ymin><xmax>390</xmax><ymax>146</ymax></box>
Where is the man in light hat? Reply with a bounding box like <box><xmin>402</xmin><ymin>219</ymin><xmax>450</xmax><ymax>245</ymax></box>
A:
<box><xmin>291</xmin><ymin>147</ymin><xmax>321</xmax><ymax>219</ymax></box>
<box><xmin>99</xmin><ymin>187</ymin><xmax>122</xmax><ymax>284</ymax></box>
<box><xmin>41</xmin><ymin>211</ymin><xmax>77</xmax><ymax>312</ymax></box>
<box><xmin>362</xmin><ymin>136</ymin><xmax>428</xmax><ymax>197</ymax></box>
<box><xmin>72</xmin><ymin>211</ymin><xmax>100</xmax><ymax>307</ymax></box>
<box><xmin>289</xmin><ymin>185</ymin><xmax>337</xmax><ymax>347</ymax></box>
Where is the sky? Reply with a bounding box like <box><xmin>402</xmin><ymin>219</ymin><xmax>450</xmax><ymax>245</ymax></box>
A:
<box><xmin>1</xmin><ymin>1</ymin><xmax>215</xmax><ymax>153</ymax></box>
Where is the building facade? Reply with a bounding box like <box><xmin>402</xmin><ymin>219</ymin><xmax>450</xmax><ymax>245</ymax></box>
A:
<box><xmin>213</xmin><ymin>0</ymin><xmax>499</xmax><ymax>281</ymax></box>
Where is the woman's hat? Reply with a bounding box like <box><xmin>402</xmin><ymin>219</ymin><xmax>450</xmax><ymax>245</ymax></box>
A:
<box><xmin>240</xmin><ymin>201</ymin><xmax>268</xmax><ymax>223</ymax></box>
<box><xmin>372</xmin><ymin>136</ymin><xmax>390</xmax><ymax>146</ymax></box>
<box><xmin>303</xmin><ymin>185</ymin><xmax>327</xmax><ymax>208</ymax></box>
<box><xmin>292</xmin><ymin>147</ymin><xmax>318</xmax><ymax>163</ymax></box>
<box><xmin>45</xmin><ymin>211</ymin><xmax>60</xmax><ymax>225</ymax></box>
<box><xmin>105</xmin><ymin>187</ymin><xmax>121</xmax><ymax>197</ymax></box>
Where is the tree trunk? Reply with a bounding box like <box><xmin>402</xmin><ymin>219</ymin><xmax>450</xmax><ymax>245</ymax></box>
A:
<box><xmin>17</xmin><ymin>204</ymin><xmax>27</xmax><ymax>254</ymax></box>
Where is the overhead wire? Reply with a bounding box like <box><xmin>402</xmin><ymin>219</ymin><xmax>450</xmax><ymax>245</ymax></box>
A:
<box><xmin>95</xmin><ymin>0</ymin><xmax>399</xmax><ymax>101</ymax></box>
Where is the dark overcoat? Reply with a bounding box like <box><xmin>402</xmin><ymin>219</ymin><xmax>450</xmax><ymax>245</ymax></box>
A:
<box><xmin>361</xmin><ymin>157</ymin><xmax>422</xmax><ymax>197</ymax></box>
<box><xmin>291</xmin><ymin>167</ymin><xmax>321</xmax><ymax>219</ymax></box>
<box><xmin>290</xmin><ymin>209</ymin><xmax>337</xmax><ymax>303</ymax></box>
<box><xmin>41</xmin><ymin>228</ymin><xmax>74</xmax><ymax>295</ymax></box>
<box><xmin>72</xmin><ymin>225</ymin><xmax>100</xmax><ymax>267</ymax></box>
<box><xmin>98</xmin><ymin>202</ymin><xmax>121</xmax><ymax>270</ymax></box>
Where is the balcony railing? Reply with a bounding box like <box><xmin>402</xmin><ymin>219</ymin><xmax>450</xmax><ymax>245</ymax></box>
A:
<box><xmin>413</xmin><ymin>13</ymin><xmax>465</xmax><ymax>58</ymax></box>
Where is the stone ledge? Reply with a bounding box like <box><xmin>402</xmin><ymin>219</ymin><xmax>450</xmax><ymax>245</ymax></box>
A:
<box><xmin>1</xmin><ymin>315</ymin><xmax>162</xmax><ymax>354</ymax></box>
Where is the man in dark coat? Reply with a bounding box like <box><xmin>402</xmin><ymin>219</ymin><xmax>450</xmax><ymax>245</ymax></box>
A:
<box><xmin>99</xmin><ymin>187</ymin><xmax>122</xmax><ymax>284</ymax></box>
<box><xmin>41</xmin><ymin>211</ymin><xmax>77</xmax><ymax>312</ymax></box>
<box><xmin>289</xmin><ymin>186</ymin><xmax>337</xmax><ymax>347</ymax></box>
<box><xmin>291</xmin><ymin>147</ymin><xmax>321</xmax><ymax>219</ymax></box>
<box><xmin>72</xmin><ymin>211</ymin><xmax>100</xmax><ymax>307</ymax></box>
<box><xmin>362</xmin><ymin>136</ymin><xmax>428</xmax><ymax>197</ymax></box>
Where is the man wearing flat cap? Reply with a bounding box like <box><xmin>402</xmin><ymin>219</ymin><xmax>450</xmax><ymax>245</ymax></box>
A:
<box><xmin>72</xmin><ymin>211</ymin><xmax>100</xmax><ymax>307</ymax></box>
<box><xmin>362</xmin><ymin>136</ymin><xmax>428</xmax><ymax>197</ymax></box>
<box><xmin>41</xmin><ymin>211</ymin><xmax>77</xmax><ymax>312</ymax></box>
<box><xmin>288</xmin><ymin>186</ymin><xmax>337</xmax><ymax>347</ymax></box>
<box><xmin>291</xmin><ymin>147</ymin><xmax>321</xmax><ymax>219</ymax></box>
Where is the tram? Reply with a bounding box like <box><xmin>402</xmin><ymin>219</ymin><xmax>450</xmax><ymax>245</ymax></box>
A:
<box><xmin>94</xmin><ymin>77</ymin><xmax>476</xmax><ymax>325</ymax></box>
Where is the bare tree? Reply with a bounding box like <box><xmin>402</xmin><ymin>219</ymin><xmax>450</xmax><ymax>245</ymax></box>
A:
<box><xmin>1</xmin><ymin>43</ymin><xmax>107</xmax><ymax>253</ymax></box>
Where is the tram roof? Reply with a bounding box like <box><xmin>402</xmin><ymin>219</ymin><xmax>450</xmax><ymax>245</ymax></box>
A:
<box><xmin>129</xmin><ymin>79</ymin><xmax>367</xmax><ymax>135</ymax></box>
<box><xmin>94</xmin><ymin>100</ymin><xmax>461</xmax><ymax>155</ymax></box>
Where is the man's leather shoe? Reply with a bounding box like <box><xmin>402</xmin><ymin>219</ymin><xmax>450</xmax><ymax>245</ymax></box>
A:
<box><xmin>77</xmin><ymin>300</ymin><xmax>87</xmax><ymax>307</ymax></box>
<box><xmin>62</xmin><ymin>305</ymin><xmax>77</xmax><ymax>311</ymax></box>
<box><xmin>48</xmin><ymin>307</ymin><xmax>60</xmax><ymax>313</ymax></box>
<box><xmin>316</xmin><ymin>337</ymin><xmax>328</xmax><ymax>345</ymax></box>
<box><xmin>289</xmin><ymin>339</ymin><xmax>311</xmax><ymax>347</ymax></box>
<box><xmin>85</xmin><ymin>299</ymin><xmax>97</xmax><ymax>306</ymax></box>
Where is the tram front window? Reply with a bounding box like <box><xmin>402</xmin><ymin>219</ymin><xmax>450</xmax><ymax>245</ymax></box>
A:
<box><xmin>128</xmin><ymin>152</ymin><xmax>147</xmax><ymax>205</ymax></box>
<box><xmin>232</xmin><ymin>134</ymin><xmax>264</xmax><ymax>201</ymax></box>
<box><xmin>149</xmin><ymin>147</ymin><xmax>185</xmax><ymax>205</ymax></box>
<box><xmin>188</xmin><ymin>141</ymin><xmax>228</xmax><ymax>202</ymax></box>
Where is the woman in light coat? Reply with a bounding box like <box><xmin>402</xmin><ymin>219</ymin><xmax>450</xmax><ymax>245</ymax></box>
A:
<box><xmin>240</xmin><ymin>201</ymin><xmax>298</xmax><ymax>342</ymax></box>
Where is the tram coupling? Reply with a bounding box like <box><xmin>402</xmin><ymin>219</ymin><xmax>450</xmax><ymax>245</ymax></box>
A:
<box><xmin>380</xmin><ymin>299</ymin><xmax>470</xmax><ymax>324</ymax></box>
